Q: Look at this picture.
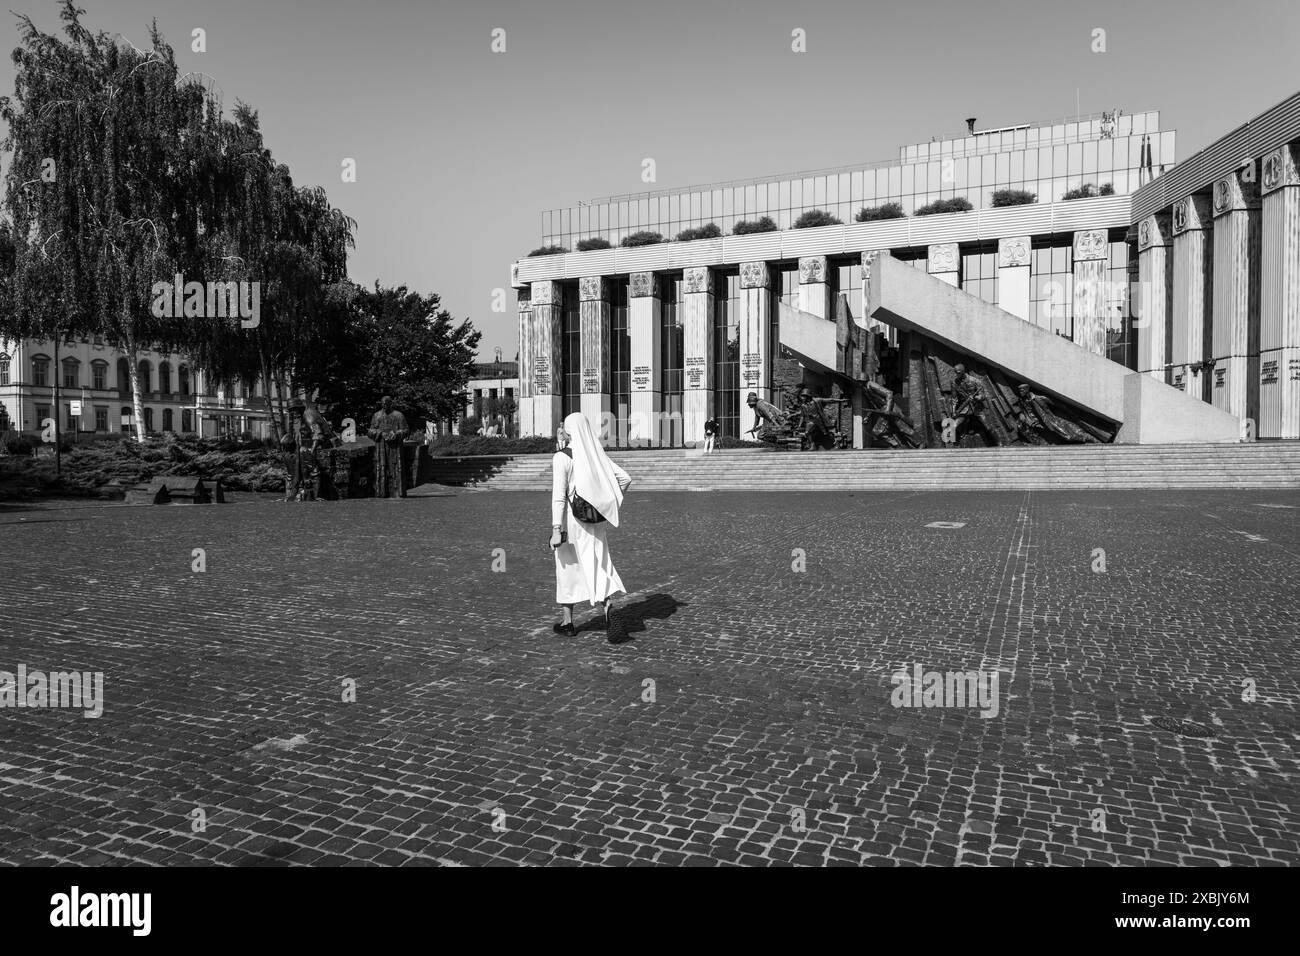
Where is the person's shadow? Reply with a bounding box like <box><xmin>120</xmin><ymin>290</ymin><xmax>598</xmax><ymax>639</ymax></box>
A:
<box><xmin>581</xmin><ymin>592</ymin><xmax>685</xmax><ymax>644</ymax></box>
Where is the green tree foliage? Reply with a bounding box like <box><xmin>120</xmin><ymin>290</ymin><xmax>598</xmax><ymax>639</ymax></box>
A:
<box><xmin>792</xmin><ymin>209</ymin><xmax>841</xmax><ymax>229</ymax></box>
<box><xmin>575</xmin><ymin>237</ymin><xmax>611</xmax><ymax>251</ymax></box>
<box><xmin>915</xmin><ymin>197</ymin><xmax>974</xmax><ymax>216</ymax></box>
<box><xmin>732</xmin><ymin>217</ymin><xmax>778</xmax><ymax>235</ymax></box>
<box><xmin>620</xmin><ymin>231</ymin><xmax>664</xmax><ymax>247</ymax></box>
<box><xmin>855</xmin><ymin>202</ymin><xmax>906</xmax><ymax>222</ymax></box>
<box><xmin>321</xmin><ymin>283</ymin><xmax>481</xmax><ymax>430</ymax></box>
<box><xmin>990</xmin><ymin>189</ymin><xmax>1037</xmax><ymax>207</ymax></box>
<box><xmin>1062</xmin><ymin>182</ymin><xmax>1115</xmax><ymax>201</ymax></box>
<box><xmin>528</xmin><ymin>244</ymin><xmax>567</xmax><ymax>256</ymax></box>
<box><xmin>0</xmin><ymin>2</ymin><xmax>224</xmax><ymax>439</ymax></box>
<box><xmin>674</xmin><ymin>223</ymin><xmax>722</xmax><ymax>242</ymax></box>
<box><xmin>0</xmin><ymin>2</ymin><xmax>354</xmax><ymax>445</ymax></box>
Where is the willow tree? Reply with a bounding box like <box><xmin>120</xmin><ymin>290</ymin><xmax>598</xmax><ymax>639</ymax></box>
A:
<box><xmin>181</xmin><ymin>105</ymin><xmax>355</xmax><ymax>441</ymax></box>
<box><xmin>0</xmin><ymin>1</ymin><xmax>223</xmax><ymax>440</ymax></box>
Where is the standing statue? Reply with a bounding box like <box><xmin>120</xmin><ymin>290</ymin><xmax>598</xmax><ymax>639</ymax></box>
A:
<box><xmin>281</xmin><ymin>400</ymin><xmax>338</xmax><ymax>501</ymax></box>
<box><xmin>368</xmin><ymin>395</ymin><xmax>410</xmax><ymax>498</ymax></box>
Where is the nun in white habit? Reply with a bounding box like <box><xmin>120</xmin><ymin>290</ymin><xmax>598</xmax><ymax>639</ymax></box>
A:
<box><xmin>549</xmin><ymin>412</ymin><xmax>632</xmax><ymax>636</ymax></box>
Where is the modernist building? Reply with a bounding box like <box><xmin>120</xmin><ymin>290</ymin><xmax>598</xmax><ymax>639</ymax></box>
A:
<box><xmin>510</xmin><ymin>94</ymin><xmax>1300</xmax><ymax>446</ymax></box>
<box><xmin>0</xmin><ymin>335</ymin><xmax>275</xmax><ymax>440</ymax></box>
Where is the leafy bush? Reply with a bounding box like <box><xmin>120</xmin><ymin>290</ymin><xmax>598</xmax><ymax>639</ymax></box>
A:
<box><xmin>674</xmin><ymin>223</ymin><xmax>723</xmax><ymax>242</ymax></box>
<box><xmin>1062</xmin><ymin>182</ymin><xmax>1115</xmax><ymax>201</ymax></box>
<box><xmin>990</xmin><ymin>189</ymin><xmax>1037</xmax><ymax>207</ymax></box>
<box><xmin>620</xmin><ymin>231</ymin><xmax>665</xmax><ymax>248</ymax></box>
<box><xmin>459</xmin><ymin>415</ymin><xmax>482</xmax><ymax>436</ymax></box>
<box><xmin>855</xmin><ymin>202</ymin><xmax>906</xmax><ymax>222</ymax></box>
<box><xmin>575</xmin><ymin>237</ymin><xmax>612</xmax><ymax>251</ymax></box>
<box><xmin>732</xmin><ymin>217</ymin><xmax>778</xmax><ymax>235</ymax></box>
<box><xmin>429</xmin><ymin>434</ymin><xmax>555</xmax><ymax>457</ymax></box>
<box><xmin>527</xmin><ymin>244</ymin><xmax>568</xmax><ymax>257</ymax></box>
<box><xmin>3</xmin><ymin>433</ymin><xmax>34</xmax><ymax>455</ymax></box>
<box><xmin>0</xmin><ymin>433</ymin><xmax>289</xmax><ymax>499</ymax></box>
<box><xmin>793</xmin><ymin>209</ymin><xmax>842</xmax><ymax>229</ymax></box>
<box><xmin>915</xmin><ymin>197</ymin><xmax>974</xmax><ymax>216</ymax></box>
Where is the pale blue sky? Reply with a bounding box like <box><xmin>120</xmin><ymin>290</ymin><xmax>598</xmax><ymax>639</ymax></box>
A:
<box><xmin>2</xmin><ymin>0</ymin><xmax>1297</xmax><ymax>360</ymax></box>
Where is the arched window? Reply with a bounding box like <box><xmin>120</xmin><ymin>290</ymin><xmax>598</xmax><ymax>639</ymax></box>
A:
<box><xmin>179</xmin><ymin>365</ymin><xmax>190</xmax><ymax>396</ymax></box>
<box><xmin>181</xmin><ymin>409</ymin><xmax>193</xmax><ymax>433</ymax></box>
<box><xmin>158</xmin><ymin>361</ymin><xmax>172</xmax><ymax>395</ymax></box>
<box><xmin>0</xmin><ymin>353</ymin><xmax>9</xmax><ymax>386</ymax></box>
<box><xmin>62</xmin><ymin>357</ymin><xmax>80</xmax><ymax>388</ymax></box>
<box><xmin>137</xmin><ymin>360</ymin><xmax>152</xmax><ymax>394</ymax></box>
<box><xmin>116</xmin><ymin>358</ymin><xmax>130</xmax><ymax>395</ymax></box>
<box><xmin>143</xmin><ymin>407</ymin><xmax>154</xmax><ymax>432</ymax></box>
<box><xmin>91</xmin><ymin>360</ymin><xmax>108</xmax><ymax>391</ymax></box>
<box><xmin>31</xmin><ymin>354</ymin><xmax>51</xmax><ymax>387</ymax></box>
<box><xmin>162</xmin><ymin>408</ymin><xmax>174</xmax><ymax>432</ymax></box>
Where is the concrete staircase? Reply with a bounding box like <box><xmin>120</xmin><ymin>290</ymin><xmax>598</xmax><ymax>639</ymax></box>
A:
<box><xmin>426</xmin><ymin>444</ymin><xmax>1300</xmax><ymax>491</ymax></box>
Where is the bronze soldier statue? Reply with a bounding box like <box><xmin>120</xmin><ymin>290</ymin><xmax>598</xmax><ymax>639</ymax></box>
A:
<box><xmin>280</xmin><ymin>401</ymin><xmax>338</xmax><ymax>501</ymax></box>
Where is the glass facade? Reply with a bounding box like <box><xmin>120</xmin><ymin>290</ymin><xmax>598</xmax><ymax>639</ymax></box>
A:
<box><xmin>714</xmin><ymin>271</ymin><xmax>741</xmax><ymax>437</ymax></box>
<box><xmin>542</xmin><ymin>110</ymin><xmax>1172</xmax><ymax>249</ymax></box>
<box><xmin>660</xmin><ymin>276</ymin><xmax>684</xmax><ymax>447</ymax></box>
<box><xmin>561</xmin><ymin>283</ymin><xmax>581</xmax><ymax>418</ymax></box>
<box><xmin>610</xmin><ymin>279</ymin><xmax>631</xmax><ymax>446</ymax></box>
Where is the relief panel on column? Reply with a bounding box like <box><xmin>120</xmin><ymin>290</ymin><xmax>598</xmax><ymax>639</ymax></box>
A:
<box><xmin>1072</xmin><ymin>230</ymin><xmax>1109</xmax><ymax>356</ymax></box>
<box><xmin>579</xmin><ymin>276</ymin><xmax>610</xmax><ymax>395</ymax></box>
<box><xmin>1137</xmin><ymin>214</ymin><xmax>1173</xmax><ymax>377</ymax></box>
<box><xmin>996</xmin><ymin>236</ymin><xmax>1032</xmax><ymax>323</ymax></box>
<box><xmin>1171</xmin><ymin>195</ymin><xmax>1213</xmax><ymax>387</ymax></box>
<box><xmin>516</xmin><ymin>290</ymin><xmax>534</xmax><ymax>398</ymax></box>
<box><xmin>927</xmin><ymin>243</ymin><xmax>960</xmax><ymax>286</ymax></box>
<box><xmin>530</xmin><ymin>280</ymin><xmax>562</xmax><ymax>396</ymax></box>
<box><xmin>1211</xmin><ymin>167</ymin><xmax>1261</xmax><ymax>361</ymax></box>
<box><xmin>1260</xmin><ymin>142</ymin><xmax>1300</xmax><ymax>352</ymax></box>
<box><xmin>797</xmin><ymin>256</ymin><xmax>829</xmax><ymax>319</ymax></box>
<box><xmin>682</xmin><ymin>266</ymin><xmax>715</xmax><ymax>391</ymax></box>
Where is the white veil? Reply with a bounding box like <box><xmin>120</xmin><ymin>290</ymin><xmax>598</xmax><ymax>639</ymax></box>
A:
<box><xmin>563</xmin><ymin>412</ymin><xmax>624</xmax><ymax>527</ymax></box>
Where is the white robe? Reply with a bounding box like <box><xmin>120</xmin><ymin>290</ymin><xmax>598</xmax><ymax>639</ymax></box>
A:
<box><xmin>553</xmin><ymin>451</ymin><xmax>631</xmax><ymax>605</ymax></box>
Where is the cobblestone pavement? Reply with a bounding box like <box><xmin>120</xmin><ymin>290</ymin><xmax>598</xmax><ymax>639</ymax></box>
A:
<box><xmin>1</xmin><ymin>488</ymin><xmax>1297</xmax><ymax>866</ymax></box>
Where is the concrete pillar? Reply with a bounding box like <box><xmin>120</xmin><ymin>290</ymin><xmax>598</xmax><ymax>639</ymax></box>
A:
<box><xmin>1071</xmin><ymin>230</ymin><xmax>1109</xmax><ymax>356</ymax></box>
<box><xmin>797</xmin><ymin>255</ymin><xmax>828</xmax><ymax>318</ymax></box>
<box><xmin>1260</xmin><ymin>143</ymin><xmax>1300</xmax><ymax>439</ymax></box>
<box><xmin>1136</xmin><ymin>213</ymin><xmax>1173</xmax><ymax>381</ymax></box>
<box><xmin>1210</xmin><ymin>166</ymin><xmax>1261</xmax><ymax>420</ymax></box>
<box><xmin>682</xmin><ymin>266</ymin><xmax>715</xmax><ymax>447</ymax></box>
<box><xmin>996</xmin><ymin>236</ymin><xmax>1032</xmax><ymax>322</ymax></box>
<box><xmin>737</xmin><ymin>261</ymin><xmax>771</xmax><ymax>438</ymax></box>
<box><xmin>515</xmin><ymin>288</ymin><xmax>535</xmax><ymax>436</ymax></box>
<box><xmin>1261</xmin><ymin>142</ymin><xmax>1300</xmax><ymax>352</ymax></box>
<box><xmin>1171</xmin><ymin>194</ymin><xmax>1213</xmax><ymax>399</ymax></box>
<box><xmin>927</xmin><ymin>243</ymin><xmax>960</xmax><ymax>287</ymax></box>
<box><xmin>529</xmin><ymin>280</ymin><xmax>563</xmax><ymax>439</ymax></box>
<box><xmin>578</xmin><ymin>276</ymin><xmax>611</xmax><ymax>440</ymax></box>
<box><xmin>628</xmin><ymin>271</ymin><xmax>662</xmax><ymax>447</ymax></box>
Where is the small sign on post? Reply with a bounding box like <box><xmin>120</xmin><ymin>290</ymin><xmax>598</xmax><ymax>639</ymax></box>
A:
<box><xmin>69</xmin><ymin>400</ymin><xmax>82</xmax><ymax>416</ymax></box>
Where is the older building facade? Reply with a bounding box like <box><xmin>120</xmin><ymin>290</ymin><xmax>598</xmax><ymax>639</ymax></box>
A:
<box><xmin>0</xmin><ymin>335</ymin><xmax>276</xmax><ymax>439</ymax></box>
<box><xmin>512</xmin><ymin>95</ymin><xmax>1300</xmax><ymax>446</ymax></box>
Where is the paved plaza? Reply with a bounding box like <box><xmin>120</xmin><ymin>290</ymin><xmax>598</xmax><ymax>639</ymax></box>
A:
<box><xmin>0</xmin><ymin>487</ymin><xmax>1297</xmax><ymax>866</ymax></box>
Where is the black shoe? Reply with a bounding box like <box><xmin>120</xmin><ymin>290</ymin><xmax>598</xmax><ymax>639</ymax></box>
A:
<box><xmin>605</xmin><ymin>608</ymin><xmax>627</xmax><ymax>644</ymax></box>
<box><xmin>553</xmin><ymin>621</ymin><xmax>576</xmax><ymax>636</ymax></box>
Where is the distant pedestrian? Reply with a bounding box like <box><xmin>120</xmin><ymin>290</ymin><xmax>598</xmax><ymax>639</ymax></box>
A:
<box><xmin>703</xmin><ymin>416</ymin><xmax>719</xmax><ymax>454</ymax></box>
<box><xmin>550</xmin><ymin>412</ymin><xmax>632</xmax><ymax>639</ymax></box>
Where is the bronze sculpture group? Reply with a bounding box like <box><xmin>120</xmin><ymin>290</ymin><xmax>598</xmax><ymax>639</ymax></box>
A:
<box><xmin>280</xmin><ymin>394</ymin><xmax>412</xmax><ymax>501</ymax></box>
